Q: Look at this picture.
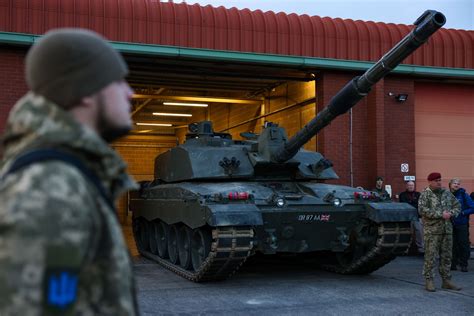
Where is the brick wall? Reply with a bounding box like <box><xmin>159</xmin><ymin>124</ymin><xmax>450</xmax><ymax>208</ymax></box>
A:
<box><xmin>316</xmin><ymin>71</ymin><xmax>416</xmax><ymax>196</ymax></box>
<box><xmin>316</xmin><ymin>72</ymin><xmax>360</xmax><ymax>186</ymax></box>
<box><xmin>0</xmin><ymin>48</ymin><xmax>28</xmax><ymax>136</ymax></box>
<box><xmin>383</xmin><ymin>77</ymin><xmax>416</xmax><ymax>197</ymax></box>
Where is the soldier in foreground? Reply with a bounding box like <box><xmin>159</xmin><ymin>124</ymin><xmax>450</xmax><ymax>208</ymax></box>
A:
<box><xmin>418</xmin><ymin>172</ymin><xmax>461</xmax><ymax>292</ymax></box>
<box><xmin>0</xmin><ymin>29</ymin><xmax>139</xmax><ymax>315</ymax></box>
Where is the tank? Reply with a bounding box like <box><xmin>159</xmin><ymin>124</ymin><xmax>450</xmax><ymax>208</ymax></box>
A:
<box><xmin>129</xmin><ymin>10</ymin><xmax>446</xmax><ymax>281</ymax></box>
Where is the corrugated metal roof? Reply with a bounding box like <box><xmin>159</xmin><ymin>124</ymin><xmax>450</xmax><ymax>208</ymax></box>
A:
<box><xmin>1</xmin><ymin>0</ymin><xmax>472</xmax><ymax>69</ymax></box>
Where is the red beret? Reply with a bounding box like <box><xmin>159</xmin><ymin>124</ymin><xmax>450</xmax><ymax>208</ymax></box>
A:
<box><xmin>427</xmin><ymin>172</ymin><xmax>441</xmax><ymax>181</ymax></box>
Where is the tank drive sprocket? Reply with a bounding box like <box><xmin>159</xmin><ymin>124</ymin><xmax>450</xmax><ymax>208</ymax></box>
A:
<box><xmin>321</xmin><ymin>222</ymin><xmax>412</xmax><ymax>274</ymax></box>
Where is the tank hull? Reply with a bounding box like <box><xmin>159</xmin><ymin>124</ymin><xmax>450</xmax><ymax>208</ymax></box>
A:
<box><xmin>130</xmin><ymin>181</ymin><xmax>416</xmax><ymax>281</ymax></box>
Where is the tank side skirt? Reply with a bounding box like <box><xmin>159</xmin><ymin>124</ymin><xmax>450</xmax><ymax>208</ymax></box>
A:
<box><xmin>139</xmin><ymin>226</ymin><xmax>254</xmax><ymax>282</ymax></box>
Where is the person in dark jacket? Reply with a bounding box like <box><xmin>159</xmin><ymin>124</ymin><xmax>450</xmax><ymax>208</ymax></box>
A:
<box><xmin>469</xmin><ymin>192</ymin><xmax>473</xmax><ymax>261</ymax></box>
<box><xmin>373</xmin><ymin>176</ymin><xmax>391</xmax><ymax>201</ymax></box>
<box><xmin>399</xmin><ymin>181</ymin><xmax>423</xmax><ymax>254</ymax></box>
<box><xmin>449</xmin><ymin>178</ymin><xmax>474</xmax><ymax>272</ymax></box>
<box><xmin>470</xmin><ymin>192</ymin><xmax>474</xmax><ymax>250</ymax></box>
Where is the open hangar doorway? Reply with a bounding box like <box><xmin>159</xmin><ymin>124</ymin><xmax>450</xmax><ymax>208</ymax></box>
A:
<box><xmin>113</xmin><ymin>51</ymin><xmax>319</xmax><ymax>234</ymax></box>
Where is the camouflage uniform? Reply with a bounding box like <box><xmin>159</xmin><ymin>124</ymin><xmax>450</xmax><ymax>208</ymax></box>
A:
<box><xmin>418</xmin><ymin>186</ymin><xmax>460</xmax><ymax>281</ymax></box>
<box><xmin>0</xmin><ymin>93</ymin><xmax>138</xmax><ymax>315</ymax></box>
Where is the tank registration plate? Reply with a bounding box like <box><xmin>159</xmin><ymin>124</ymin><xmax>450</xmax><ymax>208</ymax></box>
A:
<box><xmin>297</xmin><ymin>214</ymin><xmax>331</xmax><ymax>222</ymax></box>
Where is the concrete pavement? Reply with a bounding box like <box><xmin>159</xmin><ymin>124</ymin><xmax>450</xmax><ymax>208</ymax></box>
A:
<box><xmin>134</xmin><ymin>253</ymin><xmax>474</xmax><ymax>315</ymax></box>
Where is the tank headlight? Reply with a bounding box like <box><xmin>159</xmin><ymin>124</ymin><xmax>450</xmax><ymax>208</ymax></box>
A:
<box><xmin>276</xmin><ymin>197</ymin><xmax>286</xmax><ymax>207</ymax></box>
<box><xmin>333</xmin><ymin>198</ymin><xmax>342</xmax><ymax>207</ymax></box>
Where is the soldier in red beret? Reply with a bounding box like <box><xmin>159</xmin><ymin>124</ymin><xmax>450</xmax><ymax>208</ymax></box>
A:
<box><xmin>427</xmin><ymin>172</ymin><xmax>442</xmax><ymax>182</ymax></box>
<box><xmin>418</xmin><ymin>172</ymin><xmax>461</xmax><ymax>292</ymax></box>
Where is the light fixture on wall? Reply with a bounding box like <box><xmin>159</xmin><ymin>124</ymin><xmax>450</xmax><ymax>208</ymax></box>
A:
<box><xmin>388</xmin><ymin>92</ymin><xmax>408</xmax><ymax>102</ymax></box>
<box><xmin>396</xmin><ymin>94</ymin><xmax>408</xmax><ymax>102</ymax></box>
<box><xmin>135</xmin><ymin>122</ymin><xmax>173</xmax><ymax>127</ymax></box>
<box><xmin>152</xmin><ymin>112</ymin><xmax>192</xmax><ymax>117</ymax></box>
<box><xmin>163</xmin><ymin>102</ymin><xmax>208</xmax><ymax>107</ymax></box>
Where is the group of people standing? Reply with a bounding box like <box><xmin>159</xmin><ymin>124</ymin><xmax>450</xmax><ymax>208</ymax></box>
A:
<box><xmin>376</xmin><ymin>173</ymin><xmax>473</xmax><ymax>292</ymax></box>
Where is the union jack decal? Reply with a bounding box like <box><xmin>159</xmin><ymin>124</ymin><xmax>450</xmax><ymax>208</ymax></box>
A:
<box><xmin>321</xmin><ymin>214</ymin><xmax>330</xmax><ymax>221</ymax></box>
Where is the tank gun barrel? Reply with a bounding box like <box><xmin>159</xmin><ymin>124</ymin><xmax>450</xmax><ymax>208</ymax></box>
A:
<box><xmin>273</xmin><ymin>10</ymin><xmax>446</xmax><ymax>163</ymax></box>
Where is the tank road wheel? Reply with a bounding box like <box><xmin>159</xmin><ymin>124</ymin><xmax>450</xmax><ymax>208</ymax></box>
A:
<box><xmin>149</xmin><ymin>221</ymin><xmax>159</xmax><ymax>255</ymax></box>
<box><xmin>168</xmin><ymin>225</ymin><xmax>180</xmax><ymax>265</ymax></box>
<box><xmin>156</xmin><ymin>221</ymin><xmax>169</xmax><ymax>259</ymax></box>
<box><xmin>191</xmin><ymin>228</ymin><xmax>212</xmax><ymax>271</ymax></box>
<box><xmin>141</xmin><ymin>220</ymin><xmax>152</xmax><ymax>252</ymax></box>
<box><xmin>132</xmin><ymin>217</ymin><xmax>141</xmax><ymax>250</ymax></box>
<box><xmin>133</xmin><ymin>217</ymin><xmax>150</xmax><ymax>252</ymax></box>
<box><xmin>177</xmin><ymin>226</ymin><xmax>193</xmax><ymax>270</ymax></box>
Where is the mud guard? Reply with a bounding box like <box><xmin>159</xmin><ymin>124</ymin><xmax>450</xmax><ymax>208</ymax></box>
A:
<box><xmin>366</xmin><ymin>202</ymin><xmax>418</xmax><ymax>223</ymax></box>
<box><xmin>206</xmin><ymin>204</ymin><xmax>263</xmax><ymax>227</ymax></box>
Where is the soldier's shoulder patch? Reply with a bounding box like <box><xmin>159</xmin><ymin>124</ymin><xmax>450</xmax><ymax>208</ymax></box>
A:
<box><xmin>44</xmin><ymin>269</ymin><xmax>78</xmax><ymax>313</ymax></box>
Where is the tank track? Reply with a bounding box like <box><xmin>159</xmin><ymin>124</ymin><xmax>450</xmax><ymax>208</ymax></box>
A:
<box><xmin>139</xmin><ymin>226</ymin><xmax>254</xmax><ymax>282</ymax></box>
<box><xmin>322</xmin><ymin>222</ymin><xmax>412</xmax><ymax>274</ymax></box>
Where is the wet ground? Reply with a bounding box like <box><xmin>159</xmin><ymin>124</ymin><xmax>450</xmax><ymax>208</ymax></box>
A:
<box><xmin>133</xmin><ymin>252</ymin><xmax>474</xmax><ymax>316</ymax></box>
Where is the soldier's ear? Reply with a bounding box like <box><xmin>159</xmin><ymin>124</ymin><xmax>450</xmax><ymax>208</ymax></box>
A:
<box><xmin>68</xmin><ymin>94</ymin><xmax>101</xmax><ymax>127</ymax></box>
<box><xmin>78</xmin><ymin>94</ymin><xmax>96</xmax><ymax>109</ymax></box>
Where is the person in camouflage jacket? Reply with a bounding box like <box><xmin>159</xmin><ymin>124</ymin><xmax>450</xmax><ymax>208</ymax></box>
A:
<box><xmin>418</xmin><ymin>172</ymin><xmax>461</xmax><ymax>292</ymax></box>
<box><xmin>0</xmin><ymin>29</ymin><xmax>139</xmax><ymax>315</ymax></box>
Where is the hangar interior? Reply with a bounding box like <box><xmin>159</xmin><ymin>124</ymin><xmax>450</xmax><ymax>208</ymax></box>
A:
<box><xmin>114</xmin><ymin>53</ymin><xmax>319</xmax><ymax>226</ymax></box>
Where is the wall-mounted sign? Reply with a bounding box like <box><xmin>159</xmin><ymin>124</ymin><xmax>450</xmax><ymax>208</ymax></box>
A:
<box><xmin>401</xmin><ymin>163</ymin><xmax>409</xmax><ymax>173</ymax></box>
<box><xmin>404</xmin><ymin>175</ymin><xmax>416</xmax><ymax>181</ymax></box>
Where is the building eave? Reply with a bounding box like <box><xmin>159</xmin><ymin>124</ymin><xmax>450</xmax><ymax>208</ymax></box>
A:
<box><xmin>1</xmin><ymin>31</ymin><xmax>473</xmax><ymax>80</ymax></box>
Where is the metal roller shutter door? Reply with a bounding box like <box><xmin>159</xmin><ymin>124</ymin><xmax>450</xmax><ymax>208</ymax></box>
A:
<box><xmin>415</xmin><ymin>82</ymin><xmax>474</xmax><ymax>244</ymax></box>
